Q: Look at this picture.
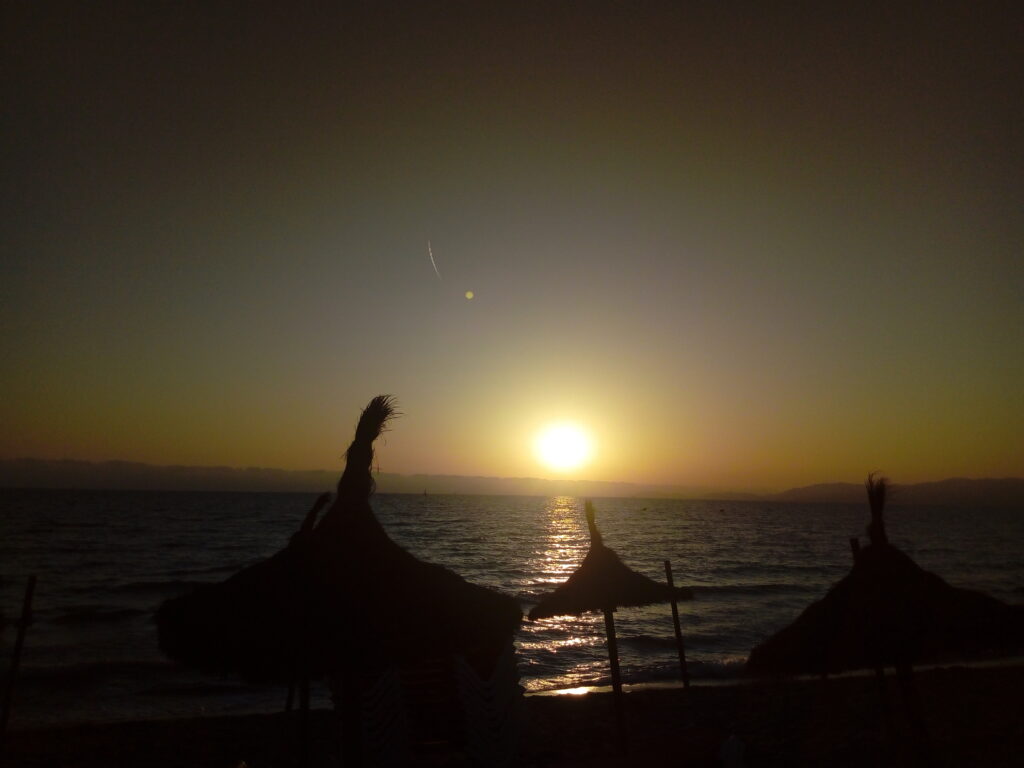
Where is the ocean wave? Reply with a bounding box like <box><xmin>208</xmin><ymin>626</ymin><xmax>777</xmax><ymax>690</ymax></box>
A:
<box><xmin>108</xmin><ymin>579</ymin><xmax>212</xmax><ymax>595</ymax></box>
<box><xmin>691</xmin><ymin>583</ymin><xmax>817</xmax><ymax>596</ymax></box>
<box><xmin>627</xmin><ymin>657</ymin><xmax>748</xmax><ymax>682</ymax></box>
<box><xmin>710</xmin><ymin>562</ymin><xmax>845</xmax><ymax>576</ymax></box>
<box><xmin>54</xmin><ymin>559</ymin><xmax>118</xmax><ymax>571</ymax></box>
<box><xmin>203</xmin><ymin>542</ymin><xmax>268</xmax><ymax>552</ymax></box>
<box><xmin>52</xmin><ymin>607</ymin><xmax>148</xmax><ymax>625</ymax></box>
<box><xmin>523</xmin><ymin>656</ymin><xmax>749</xmax><ymax>692</ymax></box>
<box><xmin>165</xmin><ymin>561</ymin><xmax>258</xmax><ymax>577</ymax></box>
<box><xmin>619</xmin><ymin>634</ymin><xmax>678</xmax><ymax>651</ymax></box>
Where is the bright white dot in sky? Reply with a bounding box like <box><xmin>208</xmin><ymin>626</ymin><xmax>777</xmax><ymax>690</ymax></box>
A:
<box><xmin>465</xmin><ymin>290</ymin><xmax>474</xmax><ymax>299</ymax></box>
<box><xmin>534</xmin><ymin>423</ymin><xmax>593</xmax><ymax>471</ymax></box>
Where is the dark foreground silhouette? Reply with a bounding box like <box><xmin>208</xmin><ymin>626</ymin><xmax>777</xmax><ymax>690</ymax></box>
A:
<box><xmin>157</xmin><ymin>396</ymin><xmax>522</xmax><ymax>764</ymax></box>
<box><xmin>158</xmin><ymin>396</ymin><xmax>521</xmax><ymax>679</ymax></box>
<box><xmin>747</xmin><ymin>475</ymin><xmax>1024</xmax><ymax>675</ymax></box>
<box><xmin>6</xmin><ymin>665</ymin><xmax>1024</xmax><ymax>767</ymax></box>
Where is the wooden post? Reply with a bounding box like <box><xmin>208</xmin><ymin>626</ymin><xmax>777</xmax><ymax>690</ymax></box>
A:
<box><xmin>0</xmin><ymin>575</ymin><xmax>37</xmax><ymax>749</ymax></box>
<box><xmin>602</xmin><ymin>607</ymin><xmax>623</xmax><ymax>696</ymax></box>
<box><xmin>602</xmin><ymin>606</ymin><xmax>627</xmax><ymax>754</ymax></box>
<box><xmin>663</xmin><ymin>560</ymin><xmax>690</xmax><ymax>688</ymax></box>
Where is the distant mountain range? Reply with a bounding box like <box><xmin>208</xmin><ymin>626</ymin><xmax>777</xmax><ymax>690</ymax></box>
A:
<box><xmin>0</xmin><ymin>458</ymin><xmax>669</xmax><ymax>499</ymax></box>
<box><xmin>0</xmin><ymin>458</ymin><xmax>1022</xmax><ymax>506</ymax></box>
<box><xmin>765</xmin><ymin>478</ymin><xmax>1024</xmax><ymax>507</ymax></box>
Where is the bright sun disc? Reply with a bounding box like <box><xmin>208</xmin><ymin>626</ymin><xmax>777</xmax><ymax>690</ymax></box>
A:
<box><xmin>534</xmin><ymin>423</ymin><xmax>593</xmax><ymax>472</ymax></box>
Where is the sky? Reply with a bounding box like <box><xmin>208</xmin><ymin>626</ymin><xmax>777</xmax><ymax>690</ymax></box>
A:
<box><xmin>2</xmin><ymin>2</ymin><xmax>1022</xmax><ymax>492</ymax></box>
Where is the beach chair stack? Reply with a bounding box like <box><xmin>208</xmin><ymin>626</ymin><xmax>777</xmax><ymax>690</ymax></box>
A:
<box><xmin>355</xmin><ymin>640</ymin><xmax>522</xmax><ymax>767</ymax></box>
<box><xmin>455</xmin><ymin>642</ymin><xmax>521</xmax><ymax>768</ymax></box>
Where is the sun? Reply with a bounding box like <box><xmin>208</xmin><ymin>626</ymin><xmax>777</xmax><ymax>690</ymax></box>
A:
<box><xmin>534</xmin><ymin>423</ymin><xmax>594</xmax><ymax>472</ymax></box>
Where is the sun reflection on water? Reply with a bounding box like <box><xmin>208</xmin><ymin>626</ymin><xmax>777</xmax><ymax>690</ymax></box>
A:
<box><xmin>528</xmin><ymin>495</ymin><xmax>588</xmax><ymax>588</ymax></box>
<box><xmin>518</xmin><ymin>496</ymin><xmax>612</xmax><ymax>691</ymax></box>
<box><xmin>550</xmin><ymin>686</ymin><xmax>592</xmax><ymax>696</ymax></box>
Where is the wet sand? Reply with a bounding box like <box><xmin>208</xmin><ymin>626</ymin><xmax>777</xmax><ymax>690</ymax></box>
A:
<box><xmin>4</xmin><ymin>664</ymin><xmax>1023</xmax><ymax>766</ymax></box>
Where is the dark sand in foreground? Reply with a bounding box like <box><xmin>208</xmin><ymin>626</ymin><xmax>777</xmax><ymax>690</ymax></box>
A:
<box><xmin>4</xmin><ymin>665</ymin><xmax>1023</xmax><ymax>766</ymax></box>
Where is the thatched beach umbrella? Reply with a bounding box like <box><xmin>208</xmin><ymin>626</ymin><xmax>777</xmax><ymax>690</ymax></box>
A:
<box><xmin>299</xmin><ymin>397</ymin><xmax>523</xmax><ymax>674</ymax></box>
<box><xmin>528</xmin><ymin>501</ymin><xmax>693</xmax><ymax>747</ymax></box>
<box><xmin>156</xmin><ymin>508</ymin><xmax>317</xmax><ymax>683</ymax></box>
<box><xmin>529</xmin><ymin>501</ymin><xmax>693</xmax><ymax>620</ymax></box>
<box><xmin>158</xmin><ymin>396</ymin><xmax>522</xmax><ymax>762</ymax></box>
<box><xmin>746</xmin><ymin>474</ymin><xmax>1024</xmax><ymax>677</ymax></box>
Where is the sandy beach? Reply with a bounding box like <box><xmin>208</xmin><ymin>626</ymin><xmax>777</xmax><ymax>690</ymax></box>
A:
<box><xmin>4</xmin><ymin>663</ymin><xmax>1022</xmax><ymax>767</ymax></box>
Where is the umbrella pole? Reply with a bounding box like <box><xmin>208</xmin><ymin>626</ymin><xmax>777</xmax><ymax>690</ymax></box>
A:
<box><xmin>602</xmin><ymin>606</ymin><xmax>627</xmax><ymax>754</ymax></box>
<box><xmin>663</xmin><ymin>560</ymin><xmax>690</xmax><ymax>688</ymax></box>
<box><xmin>0</xmin><ymin>575</ymin><xmax>36</xmax><ymax>752</ymax></box>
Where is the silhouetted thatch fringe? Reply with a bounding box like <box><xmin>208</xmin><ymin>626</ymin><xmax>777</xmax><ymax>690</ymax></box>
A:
<box><xmin>746</xmin><ymin>544</ymin><xmax>1024</xmax><ymax>675</ymax></box>
<box><xmin>528</xmin><ymin>501</ymin><xmax>693</xmax><ymax>620</ymax></box>
<box><xmin>746</xmin><ymin>475</ymin><xmax>1024</xmax><ymax>676</ymax></box>
<box><xmin>865</xmin><ymin>471</ymin><xmax>889</xmax><ymax>546</ymax></box>
<box><xmin>157</xmin><ymin>395</ymin><xmax>522</xmax><ymax>684</ymax></box>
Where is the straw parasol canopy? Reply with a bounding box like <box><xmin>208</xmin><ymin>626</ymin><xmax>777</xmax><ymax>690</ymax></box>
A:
<box><xmin>528</xmin><ymin>501</ymin><xmax>694</xmax><ymax>752</ymax></box>
<box><xmin>528</xmin><ymin>501</ymin><xmax>693</xmax><ymax>620</ymax></box>
<box><xmin>746</xmin><ymin>475</ymin><xmax>1024</xmax><ymax>676</ymax></box>
<box><xmin>157</xmin><ymin>396</ymin><xmax>522</xmax><ymax>684</ymax></box>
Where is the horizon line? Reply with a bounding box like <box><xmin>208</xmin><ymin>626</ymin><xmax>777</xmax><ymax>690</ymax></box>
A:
<box><xmin>1</xmin><ymin>456</ymin><xmax>1022</xmax><ymax>499</ymax></box>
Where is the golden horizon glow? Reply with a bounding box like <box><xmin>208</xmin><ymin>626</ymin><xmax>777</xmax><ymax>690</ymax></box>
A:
<box><xmin>2</xmin><ymin>7</ymin><xmax>1021</xmax><ymax>496</ymax></box>
<box><xmin>534</xmin><ymin>423</ymin><xmax>594</xmax><ymax>473</ymax></box>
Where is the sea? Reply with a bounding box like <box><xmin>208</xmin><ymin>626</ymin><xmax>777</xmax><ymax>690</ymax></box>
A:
<box><xmin>0</xmin><ymin>489</ymin><xmax>1021</xmax><ymax>728</ymax></box>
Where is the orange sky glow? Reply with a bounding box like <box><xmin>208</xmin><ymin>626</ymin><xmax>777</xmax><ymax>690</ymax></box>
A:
<box><xmin>2</xmin><ymin>4</ymin><xmax>1021</xmax><ymax>493</ymax></box>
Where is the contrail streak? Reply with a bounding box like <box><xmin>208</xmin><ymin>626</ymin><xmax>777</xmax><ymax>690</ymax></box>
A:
<box><xmin>428</xmin><ymin>240</ymin><xmax>441</xmax><ymax>280</ymax></box>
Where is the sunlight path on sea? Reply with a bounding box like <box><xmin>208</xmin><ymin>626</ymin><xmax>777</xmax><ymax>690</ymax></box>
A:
<box><xmin>532</xmin><ymin>496</ymin><xmax>587</xmax><ymax>588</ymax></box>
<box><xmin>515</xmin><ymin>496</ymin><xmax>611</xmax><ymax>690</ymax></box>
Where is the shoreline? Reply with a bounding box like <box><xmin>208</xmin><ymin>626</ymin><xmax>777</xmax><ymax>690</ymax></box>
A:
<box><xmin>525</xmin><ymin>652</ymin><xmax>1024</xmax><ymax>696</ymax></box>
<box><xmin>4</xmin><ymin>663</ymin><xmax>1023</xmax><ymax>766</ymax></box>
